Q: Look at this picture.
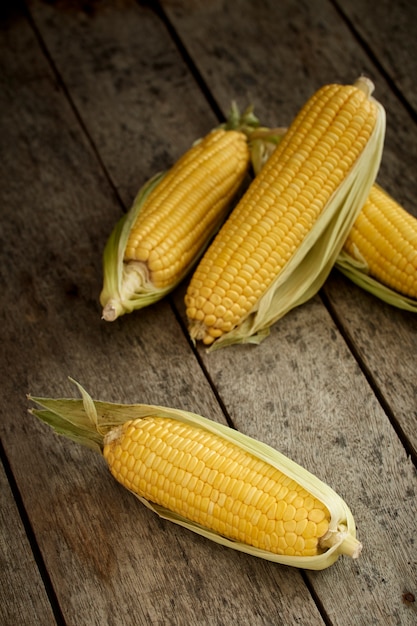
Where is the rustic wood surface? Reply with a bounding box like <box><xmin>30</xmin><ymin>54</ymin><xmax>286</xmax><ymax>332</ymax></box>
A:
<box><xmin>1</xmin><ymin>1</ymin><xmax>416</xmax><ymax>625</ymax></box>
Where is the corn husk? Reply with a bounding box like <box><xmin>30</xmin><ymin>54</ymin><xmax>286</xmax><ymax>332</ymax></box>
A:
<box><xmin>336</xmin><ymin>250</ymin><xmax>417</xmax><ymax>312</ymax></box>
<box><xmin>200</xmin><ymin>78</ymin><xmax>386</xmax><ymax>351</ymax></box>
<box><xmin>29</xmin><ymin>379</ymin><xmax>361</xmax><ymax>570</ymax></box>
<box><xmin>249</xmin><ymin>127</ymin><xmax>417</xmax><ymax>313</ymax></box>
<box><xmin>99</xmin><ymin>106</ymin><xmax>261</xmax><ymax>322</ymax></box>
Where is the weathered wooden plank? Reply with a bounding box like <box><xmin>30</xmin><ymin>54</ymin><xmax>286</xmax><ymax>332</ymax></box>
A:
<box><xmin>1</xmin><ymin>3</ymin><xmax>326</xmax><ymax>625</ymax></box>
<box><xmin>27</xmin><ymin>0</ymin><xmax>221</xmax><ymax>208</ymax></box>
<box><xmin>323</xmin><ymin>271</ymin><xmax>417</xmax><ymax>457</ymax></box>
<box><xmin>0</xmin><ymin>461</ymin><xmax>57</xmax><ymax>625</ymax></box>
<box><xmin>335</xmin><ymin>0</ymin><xmax>417</xmax><ymax>114</ymax></box>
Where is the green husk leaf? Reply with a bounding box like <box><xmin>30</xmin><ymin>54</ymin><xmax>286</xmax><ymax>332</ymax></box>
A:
<box><xmin>29</xmin><ymin>379</ymin><xmax>361</xmax><ymax>570</ymax></box>
<box><xmin>222</xmin><ymin>102</ymin><xmax>260</xmax><ymax>135</ymax></box>
<box><xmin>335</xmin><ymin>250</ymin><xmax>417</xmax><ymax>311</ymax></box>
<box><xmin>206</xmin><ymin>82</ymin><xmax>386</xmax><ymax>351</ymax></box>
<box><xmin>99</xmin><ymin>172</ymin><xmax>168</xmax><ymax>321</ymax></box>
<box><xmin>31</xmin><ymin>408</ymin><xmax>104</xmax><ymax>453</ymax></box>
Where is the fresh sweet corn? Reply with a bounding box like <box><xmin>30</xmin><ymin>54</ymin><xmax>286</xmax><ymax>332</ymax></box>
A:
<box><xmin>339</xmin><ymin>184</ymin><xmax>417</xmax><ymax>301</ymax></box>
<box><xmin>185</xmin><ymin>77</ymin><xmax>386</xmax><ymax>349</ymax></box>
<box><xmin>29</xmin><ymin>380</ymin><xmax>362</xmax><ymax>570</ymax></box>
<box><xmin>104</xmin><ymin>416</ymin><xmax>330</xmax><ymax>557</ymax></box>
<box><xmin>122</xmin><ymin>130</ymin><xmax>249</xmax><ymax>289</ymax></box>
<box><xmin>100</xmin><ymin>108</ymin><xmax>259</xmax><ymax>321</ymax></box>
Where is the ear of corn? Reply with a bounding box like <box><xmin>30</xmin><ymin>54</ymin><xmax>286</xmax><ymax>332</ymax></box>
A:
<box><xmin>336</xmin><ymin>184</ymin><xmax>417</xmax><ymax>310</ymax></box>
<box><xmin>29</xmin><ymin>379</ymin><xmax>361</xmax><ymax>570</ymax></box>
<box><xmin>185</xmin><ymin>77</ymin><xmax>386</xmax><ymax>349</ymax></box>
<box><xmin>100</xmin><ymin>107</ymin><xmax>260</xmax><ymax>322</ymax></box>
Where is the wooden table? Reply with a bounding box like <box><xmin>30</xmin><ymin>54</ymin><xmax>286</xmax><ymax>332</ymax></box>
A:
<box><xmin>1</xmin><ymin>1</ymin><xmax>416</xmax><ymax>624</ymax></box>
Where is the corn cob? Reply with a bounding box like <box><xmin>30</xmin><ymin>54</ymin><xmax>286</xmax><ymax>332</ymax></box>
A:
<box><xmin>336</xmin><ymin>184</ymin><xmax>417</xmax><ymax>307</ymax></box>
<box><xmin>100</xmin><ymin>107</ymin><xmax>259</xmax><ymax>321</ymax></box>
<box><xmin>29</xmin><ymin>379</ymin><xmax>362</xmax><ymax>570</ymax></box>
<box><xmin>185</xmin><ymin>77</ymin><xmax>386</xmax><ymax>349</ymax></box>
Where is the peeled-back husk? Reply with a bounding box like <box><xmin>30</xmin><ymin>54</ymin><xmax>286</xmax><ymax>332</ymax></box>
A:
<box><xmin>249</xmin><ymin>118</ymin><xmax>416</xmax><ymax>314</ymax></box>
<box><xmin>29</xmin><ymin>379</ymin><xmax>362</xmax><ymax>570</ymax></box>
<box><xmin>100</xmin><ymin>172</ymin><xmax>167</xmax><ymax>321</ymax></box>
<box><xmin>335</xmin><ymin>250</ymin><xmax>417</xmax><ymax>311</ymax></box>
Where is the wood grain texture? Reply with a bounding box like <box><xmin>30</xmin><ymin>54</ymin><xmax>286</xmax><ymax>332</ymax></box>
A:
<box><xmin>323</xmin><ymin>270</ymin><xmax>417</xmax><ymax>458</ymax></box>
<box><xmin>1</xmin><ymin>0</ymin><xmax>416</xmax><ymax>624</ymax></box>
<box><xmin>0</xmin><ymin>463</ymin><xmax>57</xmax><ymax>625</ymax></box>
<box><xmin>27</xmin><ymin>0</ymin><xmax>221</xmax><ymax>208</ymax></box>
<box><xmin>335</xmin><ymin>0</ymin><xmax>417</xmax><ymax>114</ymax></box>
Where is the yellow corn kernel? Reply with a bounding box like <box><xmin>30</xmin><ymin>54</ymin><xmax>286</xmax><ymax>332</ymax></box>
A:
<box><xmin>343</xmin><ymin>184</ymin><xmax>417</xmax><ymax>299</ymax></box>
<box><xmin>124</xmin><ymin>128</ymin><xmax>250</xmax><ymax>289</ymax></box>
<box><xmin>104</xmin><ymin>416</ymin><xmax>330</xmax><ymax>558</ymax></box>
<box><xmin>185</xmin><ymin>79</ymin><xmax>379</xmax><ymax>346</ymax></box>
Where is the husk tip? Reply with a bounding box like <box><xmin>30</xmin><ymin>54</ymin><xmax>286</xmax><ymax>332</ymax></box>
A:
<box><xmin>101</xmin><ymin>300</ymin><xmax>120</xmax><ymax>322</ymax></box>
<box><xmin>354</xmin><ymin>75</ymin><xmax>375</xmax><ymax>97</ymax></box>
